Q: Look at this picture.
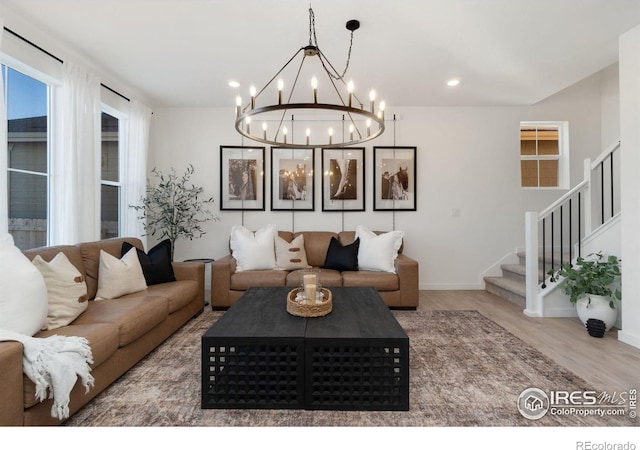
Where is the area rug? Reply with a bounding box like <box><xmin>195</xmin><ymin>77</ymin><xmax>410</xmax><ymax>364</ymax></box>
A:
<box><xmin>64</xmin><ymin>308</ymin><xmax>632</xmax><ymax>427</ymax></box>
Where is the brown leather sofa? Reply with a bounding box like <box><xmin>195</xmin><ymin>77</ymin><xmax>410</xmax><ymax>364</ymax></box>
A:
<box><xmin>211</xmin><ymin>230</ymin><xmax>419</xmax><ymax>309</ymax></box>
<box><xmin>0</xmin><ymin>237</ymin><xmax>204</xmax><ymax>426</ymax></box>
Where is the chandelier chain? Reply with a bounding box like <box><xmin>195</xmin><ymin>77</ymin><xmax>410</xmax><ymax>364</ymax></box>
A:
<box><xmin>308</xmin><ymin>7</ymin><xmax>354</xmax><ymax>81</ymax></box>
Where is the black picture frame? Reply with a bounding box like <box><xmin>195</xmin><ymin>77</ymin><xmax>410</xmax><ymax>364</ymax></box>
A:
<box><xmin>321</xmin><ymin>147</ymin><xmax>365</xmax><ymax>211</ymax></box>
<box><xmin>373</xmin><ymin>146</ymin><xmax>417</xmax><ymax>211</ymax></box>
<box><xmin>270</xmin><ymin>147</ymin><xmax>315</xmax><ymax>211</ymax></box>
<box><xmin>220</xmin><ymin>146</ymin><xmax>265</xmax><ymax>211</ymax></box>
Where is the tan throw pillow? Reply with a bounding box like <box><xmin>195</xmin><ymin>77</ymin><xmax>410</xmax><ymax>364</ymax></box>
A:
<box><xmin>32</xmin><ymin>252</ymin><xmax>89</xmax><ymax>330</ymax></box>
<box><xmin>275</xmin><ymin>234</ymin><xmax>310</xmax><ymax>270</ymax></box>
<box><xmin>95</xmin><ymin>248</ymin><xmax>147</xmax><ymax>300</ymax></box>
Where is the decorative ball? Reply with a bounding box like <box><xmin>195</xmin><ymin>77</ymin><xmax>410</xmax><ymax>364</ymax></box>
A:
<box><xmin>585</xmin><ymin>318</ymin><xmax>606</xmax><ymax>338</ymax></box>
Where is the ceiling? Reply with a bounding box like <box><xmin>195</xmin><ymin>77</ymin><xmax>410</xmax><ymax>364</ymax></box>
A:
<box><xmin>2</xmin><ymin>0</ymin><xmax>640</xmax><ymax>109</ymax></box>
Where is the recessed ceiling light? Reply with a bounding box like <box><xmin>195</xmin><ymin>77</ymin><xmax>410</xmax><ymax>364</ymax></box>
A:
<box><xmin>228</xmin><ymin>80</ymin><xmax>240</xmax><ymax>88</ymax></box>
<box><xmin>447</xmin><ymin>79</ymin><xmax>460</xmax><ymax>87</ymax></box>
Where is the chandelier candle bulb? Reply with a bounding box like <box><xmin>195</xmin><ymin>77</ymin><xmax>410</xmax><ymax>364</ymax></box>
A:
<box><xmin>366</xmin><ymin>119</ymin><xmax>371</xmax><ymax>136</ymax></box>
<box><xmin>349</xmin><ymin>123</ymin><xmax>354</xmax><ymax>141</ymax></box>
<box><xmin>379</xmin><ymin>100</ymin><xmax>385</xmax><ymax>121</ymax></box>
<box><xmin>277</xmin><ymin>79</ymin><xmax>284</xmax><ymax>104</ymax></box>
<box><xmin>235</xmin><ymin>96</ymin><xmax>242</xmax><ymax>117</ymax></box>
<box><xmin>262</xmin><ymin>122</ymin><xmax>267</xmax><ymax>140</ymax></box>
<box><xmin>245</xmin><ymin>116</ymin><xmax>251</xmax><ymax>134</ymax></box>
<box><xmin>347</xmin><ymin>80</ymin><xmax>354</xmax><ymax>107</ymax></box>
<box><xmin>306</xmin><ymin>128</ymin><xmax>311</xmax><ymax>145</ymax></box>
<box><xmin>369</xmin><ymin>90</ymin><xmax>376</xmax><ymax>113</ymax></box>
<box><xmin>250</xmin><ymin>85</ymin><xmax>256</xmax><ymax>109</ymax></box>
<box><xmin>328</xmin><ymin>127</ymin><xmax>333</xmax><ymax>145</ymax></box>
<box><xmin>312</xmin><ymin>77</ymin><xmax>318</xmax><ymax>103</ymax></box>
<box><xmin>283</xmin><ymin>126</ymin><xmax>288</xmax><ymax>144</ymax></box>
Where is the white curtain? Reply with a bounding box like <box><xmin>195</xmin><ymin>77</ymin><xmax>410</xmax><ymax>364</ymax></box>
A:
<box><xmin>50</xmin><ymin>61</ymin><xmax>100</xmax><ymax>245</ymax></box>
<box><xmin>0</xmin><ymin>22</ymin><xmax>8</xmax><ymax>235</ymax></box>
<box><xmin>122</xmin><ymin>99</ymin><xmax>152</xmax><ymax>248</ymax></box>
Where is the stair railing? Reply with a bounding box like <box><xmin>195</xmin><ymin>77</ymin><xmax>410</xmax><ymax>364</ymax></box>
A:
<box><xmin>524</xmin><ymin>139</ymin><xmax>620</xmax><ymax>316</ymax></box>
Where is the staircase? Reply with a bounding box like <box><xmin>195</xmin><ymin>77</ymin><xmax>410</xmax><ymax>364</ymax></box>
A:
<box><xmin>484</xmin><ymin>252</ymin><xmax>563</xmax><ymax>307</ymax></box>
<box><xmin>485</xmin><ymin>139</ymin><xmax>620</xmax><ymax>313</ymax></box>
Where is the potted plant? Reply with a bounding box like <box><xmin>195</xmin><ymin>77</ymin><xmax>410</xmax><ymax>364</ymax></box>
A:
<box><xmin>130</xmin><ymin>164</ymin><xmax>219</xmax><ymax>259</ymax></box>
<box><xmin>548</xmin><ymin>252</ymin><xmax>622</xmax><ymax>332</ymax></box>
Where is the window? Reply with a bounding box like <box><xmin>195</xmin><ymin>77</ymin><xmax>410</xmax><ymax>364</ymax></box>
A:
<box><xmin>3</xmin><ymin>65</ymin><xmax>50</xmax><ymax>250</ymax></box>
<box><xmin>100</xmin><ymin>110</ymin><xmax>121</xmax><ymax>239</ymax></box>
<box><xmin>520</xmin><ymin>121</ymin><xmax>569</xmax><ymax>189</ymax></box>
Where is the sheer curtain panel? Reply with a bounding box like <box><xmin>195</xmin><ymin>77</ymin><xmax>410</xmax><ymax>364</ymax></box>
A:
<box><xmin>123</xmin><ymin>99</ymin><xmax>152</xmax><ymax>248</ymax></box>
<box><xmin>50</xmin><ymin>61</ymin><xmax>100</xmax><ymax>245</ymax></box>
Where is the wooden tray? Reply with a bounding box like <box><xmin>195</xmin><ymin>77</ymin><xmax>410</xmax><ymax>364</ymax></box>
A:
<box><xmin>287</xmin><ymin>287</ymin><xmax>332</xmax><ymax>317</ymax></box>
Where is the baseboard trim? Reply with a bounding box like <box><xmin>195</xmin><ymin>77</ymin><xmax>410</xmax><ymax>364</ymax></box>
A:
<box><xmin>618</xmin><ymin>330</ymin><xmax>640</xmax><ymax>349</ymax></box>
<box><xmin>420</xmin><ymin>283</ymin><xmax>483</xmax><ymax>290</ymax></box>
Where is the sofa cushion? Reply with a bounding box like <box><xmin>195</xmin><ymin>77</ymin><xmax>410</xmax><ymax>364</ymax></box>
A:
<box><xmin>72</xmin><ymin>294</ymin><xmax>168</xmax><ymax>347</ymax></box>
<box><xmin>122</xmin><ymin>239</ymin><xmax>176</xmax><ymax>286</ymax></box>
<box><xmin>26</xmin><ymin>322</ymin><xmax>120</xmax><ymax>408</ymax></box>
<box><xmin>294</xmin><ymin>231</ymin><xmax>338</xmax><ymax>267</ymax></box>
<box><xmin>95</xmin><ymin>248</ymin><xmax>147</xmax><ymax>300</ymax></box>
<box><xmin>322</xmin><ymin>237</ymin><xmax>359</xmax><ymax>272</ymax></box>
<box><xmin>31</xmin><ymin>252</ymin><xmax>89</xmax><ymax>330</ymax></box>
<box><xmin>286</xmin><ymin>268</ymin><xmax>343</xmax><ymax>287</ymax></box>
<box><xmin>275</xmin><ymin>234</ymin><xmax>310</xmax><ymax>270</ymax></box>
<box><xmin>0</xmin><ymin>233</ymin><xmax>48</xmax><ymax>336</ymax></box>
<box><xmin>147</xmin><ymin>280</ymin><xmax>199</xmax><ymax>314</ymax></box>
<box><xmin>342</xmin><ymin>271</ymin><xmax>400</xmax><ymax>291</ymax></box>
<box><xmin>78</xmin><ymin>237</ymin><xmax>145</xmax><ymax>300</ymax></box>
<box><xmin>231</xmin><ymin>270</ymin><xmax>288</xmax><ymax>290</ymax></box>
<box><xmin>230</xmin><ymin>224</ymin><xmax>277</xmax><ymax>272</ymax></box>
<box><xmin>355</xmin><ymin>226</ymin><xmax>404</xmax><ymax>273</ymax></box>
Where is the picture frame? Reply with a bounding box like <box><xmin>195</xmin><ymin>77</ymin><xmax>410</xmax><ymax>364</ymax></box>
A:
<box><xmin>270</xmin><ymin>147</ymin><xmax>315</xmax><ymax>211</ymax></box>
<box><xmin>373</xmin><ymin>146</ymin><xmax>417</xmax><ymax>211</ymax></box>
<box><xmin>321</xmin><ymin>147</ymin><xmax>365</xmax><ymax>211</ymax></box>
<box><xmin>220</xmin><ymin>146</ymin><xmax>265</xmax><ymax>211</ymax></box>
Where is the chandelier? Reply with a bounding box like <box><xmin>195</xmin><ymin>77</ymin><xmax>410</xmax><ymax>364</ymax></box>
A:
<box><xmin>234</xmin><ymin>7</ymin><xmax>385</xmax><ymax>149</ymax></box>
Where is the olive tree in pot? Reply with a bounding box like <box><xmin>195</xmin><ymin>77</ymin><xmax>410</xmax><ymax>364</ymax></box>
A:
<box><xmin>130</xmin><ymin>164</ymin><xmax>219</xmax><ymax>260</ymax></box>
<box><xmin>548</xmin><ymin>252</ymin><xmax>622</xmax><ymax>333</ymax></box>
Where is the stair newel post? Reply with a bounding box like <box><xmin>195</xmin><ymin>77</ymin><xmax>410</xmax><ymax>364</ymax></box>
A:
<box><xmin>524</xmin><ymin>211</ymin><xmax>542</xmax><ymax>317</ymax></box>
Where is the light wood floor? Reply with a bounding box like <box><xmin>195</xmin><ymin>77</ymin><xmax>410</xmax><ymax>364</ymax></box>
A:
<box><xmin>420</xmin><ymin>290</ymin><xmax>640</xmax><ymax>392</ymax></box>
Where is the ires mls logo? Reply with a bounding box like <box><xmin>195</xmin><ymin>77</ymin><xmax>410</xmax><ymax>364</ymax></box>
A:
<box><xmin>518</xmin><ymin>387</ymin><xmax>638</xmax><ymax>420</ymax></box>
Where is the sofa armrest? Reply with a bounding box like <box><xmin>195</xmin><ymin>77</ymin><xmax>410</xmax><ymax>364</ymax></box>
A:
<box><xmin>211</xmin><ymin>255</ymin><xmax>236</xmax><ymax>308</ymax></box>
<box><xmin>395</xmin><ymin>254</ymin><xmax>419</xmax><ymax>308</ymax></box>
<box><xmin>0</xmin><ymin>341</ymin><xmax>24</xmax><ymax>425</ymax></box>
<box><xmin>172</xmin><ymin>261</ymin><xmax>205</xmax><ymax>305</ymax></box>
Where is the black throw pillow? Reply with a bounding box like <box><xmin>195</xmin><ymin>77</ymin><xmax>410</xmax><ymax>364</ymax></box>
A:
<box><xmin>322</xmin><ymin>237</ymin><xmax>359</xmax><ymax>272</ymax></box>
<box><xmin>121</xmin><ymin>239</ymin><xmax>176</xmax><ymax>286</ymax></box>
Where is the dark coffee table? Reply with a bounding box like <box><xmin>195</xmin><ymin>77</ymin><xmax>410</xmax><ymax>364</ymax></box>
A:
<box><xmin>201</xmin><ymin>286</ymin><xmax>409</xmax><ymax>411</ymax></box>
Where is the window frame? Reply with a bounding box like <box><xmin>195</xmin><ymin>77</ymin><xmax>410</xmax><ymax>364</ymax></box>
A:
<box><xmin>100</xmin><ymin>103</ymin><xmax>127</xmax><ymax>239</ymax></box>
<box><xmin>520</xmin><ymin>121</ymin><xmax>569</xmax><ymax>190</ymax></box>
<box><xmin>2</xmin><ymin>62</ymin><xmax>53</xmax><ymax>248</ymax></box>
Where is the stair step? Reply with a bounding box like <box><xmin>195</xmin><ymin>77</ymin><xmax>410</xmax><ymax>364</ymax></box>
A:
<box><xmin>501</xmin><ymin>263</ymin><xmax>545</xmax><ymax>283</ymax></box>
<box><xmin>484</xmin><ymin>276</ymin><xmax>526</xmax><ymax>308</ymax></box>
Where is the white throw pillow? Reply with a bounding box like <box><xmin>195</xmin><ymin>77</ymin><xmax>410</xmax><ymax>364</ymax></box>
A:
<box><xmin>0</xmin><ymin>234</ymin><xmax>48</xmax><ymax>335</ymax></box>
<box><xmin>95</xmin><ymin>248</ymin><xmax>147</xmax><ymax>300</ymax></box>
<box><xmin>230</xmin><ymin>224</ymin><xmax>277</xmax><ymax>272</ymax></box>
<box><xmin>355</xmin><ymin>225</ymin><xmax>404</xmax><ymax>273</ymax></box>
<box><xmin>275</xmin><ymin>234</ymin><xmax>310</xmax><ymax>270</ymax></box>
<box><xmin>32</xmin><ymin>252</ymin><xmax>89</xmax><ymax>330</ymax></box>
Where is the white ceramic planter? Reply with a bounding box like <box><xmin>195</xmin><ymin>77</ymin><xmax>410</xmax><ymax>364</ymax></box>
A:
<box><xmin>576</xmin><ymin>294</ymin><xmax>618</xmax><ymax>331</ymax></box>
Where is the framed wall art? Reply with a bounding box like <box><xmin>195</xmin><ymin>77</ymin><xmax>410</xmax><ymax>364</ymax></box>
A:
<box><xmin>373</xmin><ymin>146</ymin><xmax>417</xmax><ymax>211</ymax></box>
<box><xmin>220</xmin><ymin>146</ymin><xmax>265</xmax><ymax>211</ymax></box>
<box><xmin>321</xmin><ymin>147</ymin><xmax>365</xmax><ymax>211</ymax></box>
<box><xmin>271</xmin><ymin>147</ymin><xmax>315</xmax><ymax>211</ymax></box>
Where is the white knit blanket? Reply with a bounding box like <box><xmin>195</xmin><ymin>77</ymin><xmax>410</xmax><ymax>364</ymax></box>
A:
<box><xmin>0</xmin><ymin>330</ymin><xmax>94</xmax><ymax>420</ymax></box>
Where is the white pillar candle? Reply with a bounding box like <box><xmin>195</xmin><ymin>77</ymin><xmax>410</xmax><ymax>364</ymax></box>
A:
<box><xmin>303</xmin><ymin>273</ymin><xmax>317</xmax><ymax>303</ymax></box>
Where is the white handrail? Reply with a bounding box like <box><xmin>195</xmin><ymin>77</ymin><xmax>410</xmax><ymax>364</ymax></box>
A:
<box><xmin>538</xmin><ymin>179</ymin><xmax>588</xmax><ymax>220</ymax></box>
<box><xmin>591</xmin><ymin>139</ymin><xmax>620</xmax><ymax>169</ymax></box>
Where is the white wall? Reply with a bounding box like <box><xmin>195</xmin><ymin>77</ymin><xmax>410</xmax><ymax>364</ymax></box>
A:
<box><xmin>619</xmin><ymin>24</ymin><xmax>640</xmax><ymax>348</ymax></box>
<box><xmin>149</xmin><ymin>70</ymin><xmax>609</xmax><ymax>289</ymax></box>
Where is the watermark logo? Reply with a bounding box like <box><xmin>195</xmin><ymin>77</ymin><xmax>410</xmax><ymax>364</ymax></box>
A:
<box><xmin>517</xmin><ymin>387</ymin><xmax>550</xmax><ymax>420</ymax></box>
<box><xmin>517</xmin><ymin>387</ymin><xmax>637</xmax><ymax>420</ymax></box>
